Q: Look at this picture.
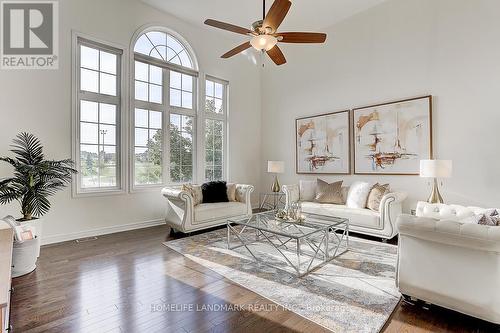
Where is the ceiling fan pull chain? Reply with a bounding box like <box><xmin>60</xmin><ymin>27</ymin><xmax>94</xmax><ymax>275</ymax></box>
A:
<box><xmin>261</xmin><ymin>50</ymin><xmax>265</xmax><ymax>68</ymax></box>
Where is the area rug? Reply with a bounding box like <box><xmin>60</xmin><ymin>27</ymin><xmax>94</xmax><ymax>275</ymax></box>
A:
<box><xmin>164</xmin><ymin>227</ymin><xmax>400</xmax><ymax>333</ymax></box>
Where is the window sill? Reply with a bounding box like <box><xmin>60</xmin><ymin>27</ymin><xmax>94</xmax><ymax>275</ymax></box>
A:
<box><xmin>129</xmin><ymin>184</ymin><xmax>166</xmax><ymax>194</ymax></box>
<box><xmin>73</xmin><ymin>188</ymin><xmax>126</xmax><ymax>199</ymax></box>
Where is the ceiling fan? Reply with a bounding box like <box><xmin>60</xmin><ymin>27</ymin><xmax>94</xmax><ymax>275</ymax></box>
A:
<box><xmin>204</xmin><ymin>0</ymin><xmax>327</xmax><ymax>66</ymax></box>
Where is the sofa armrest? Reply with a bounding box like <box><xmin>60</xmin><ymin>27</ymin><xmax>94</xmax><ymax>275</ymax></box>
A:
<box><xmin>380</xmin><ymin>191</ymin><xmax>407</xmax><ymax>207</ymax></box>
<box><xmin>282</xmin><ymin>184</ymin><xmax>299</xmax><ymax>209</ymax></box>
<box><xmin>397</xmin><ymin>214</ymin><xmax>500</xmax><ymax>253</ymax></box>
<box><xmin>161</xmin><ymin>187</ymin><xmax>190</xmax><ymax>201</ymax></box>
<box><xmin>235</xmin><ymin>184</ymin><xmax>254</xmax><ymax>203</ymax></box>
<box><xmin>379</xmin><ymin>191</ymin><xmax>407</xmax><ymax>237</ymax></box>
<box><xmin>235</xmin><ymin>184</ymin><xmax>254</xmax><ymax>216</ymax></box>
<box><xmin>161</xmin><ymin>187</ymin><xmax>194</xmax><ymax>232</ymax></box>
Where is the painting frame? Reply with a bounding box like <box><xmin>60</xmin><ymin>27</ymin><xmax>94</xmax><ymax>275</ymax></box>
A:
<box><xmin>352</xmin><ymin>95</ymin><xmax>433</xmax><ymax>175</ymax></box>
<box><xmin>295</xmin><ymin>109</ymin><xmax>351</xmax><ymax>175</ymax></box>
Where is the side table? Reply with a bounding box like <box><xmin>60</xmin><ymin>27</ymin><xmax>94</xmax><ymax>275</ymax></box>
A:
<box><xmin>259</xmin><ymin>192</ymin><xmax>286</xmax><ymax>211</ymax></box>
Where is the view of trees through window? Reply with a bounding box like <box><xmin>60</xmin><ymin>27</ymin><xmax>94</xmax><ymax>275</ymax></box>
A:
<box><xmin>135</xmin><ymin>128</ymin><xmax>162</xmax><ymax>185</ymax></box>
<box><xmin>134</xmin><ymin>109</ymin><xmax>163</xmax><ymax>185</ymax></box>
<box><xmin>76</xmin><ymin>31</ymin><xmax>228</xmax><ymax>193</ymax></box>
<box><xmin>204</xmin><ymin>97</ymin><xmax>224</xmax><ymax>181</ymax></box>
<box><xmin>170</xmin><ymin>114</ymin><xmax>193</xmax><ymax>182</ymax></box>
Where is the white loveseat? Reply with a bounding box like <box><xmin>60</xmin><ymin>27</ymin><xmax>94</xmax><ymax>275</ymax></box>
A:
<box><xmin>161</xmin><ymin>184</ymin><xmax>254</xmax><ymax>233</ymax></box>
<box><xmin>397</xmin><ymin>201</ymin><xmax>500</xmax><ymax>324</ymax></box>
<box><xmin>282</xmin><ymin>181</ymin><xmax>407</xmax><ymax>240</ymax></box>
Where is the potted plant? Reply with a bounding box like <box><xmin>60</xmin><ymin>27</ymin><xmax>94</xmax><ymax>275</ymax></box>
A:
<box><xmin>0</xmin><ymin>132</ymin><xmax>76</xmax><ymax>276</ymax></box>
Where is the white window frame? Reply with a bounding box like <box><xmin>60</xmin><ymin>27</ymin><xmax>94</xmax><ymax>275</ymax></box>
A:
<box><xmin>71</xmin><ymin>32</ymin><xmax>128</xmax><ymax>197</ymax></box>
<box><xmin>130</xmin><ymin>26</ymin><xmax>199</xmax><ymax>191</ymax></box>
<box><xmin>200</xmin><ymin>75</ymin><xmax>229</xmax><ymax>182</ymax></box>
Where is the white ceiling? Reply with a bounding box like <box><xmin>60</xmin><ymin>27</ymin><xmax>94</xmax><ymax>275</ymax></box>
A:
<box><xmin>141</xmin><ymin>0</ymin><xmax>387</xmax><ymax>35</ymax></box>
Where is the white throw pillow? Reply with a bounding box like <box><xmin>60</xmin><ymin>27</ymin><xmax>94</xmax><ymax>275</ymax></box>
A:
<box><xmin>299</xmin><ymin>180</ymin><xmax>316</xmax><ymax>201</ymax></box>
<box><xmin>346</xmin><ymin>181</ymin><xmax>372</xmax><ymax>209</ymax></box>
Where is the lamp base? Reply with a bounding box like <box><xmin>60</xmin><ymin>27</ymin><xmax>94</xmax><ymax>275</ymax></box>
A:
<box><xmin>427</xmin><ymin>178</ymin><xmax>444</xmax><ymax>204</ymax></box>
<box><xmin>271</xmin><ymin>175</ymin><xmax>281</xmax><ymax>193</ymax></box>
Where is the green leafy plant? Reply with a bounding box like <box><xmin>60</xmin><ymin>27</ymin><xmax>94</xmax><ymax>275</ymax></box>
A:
<box><xmin>0</xmin><ymin>133</ymin><xmax>77</xmax><ymax>220</ymax></box>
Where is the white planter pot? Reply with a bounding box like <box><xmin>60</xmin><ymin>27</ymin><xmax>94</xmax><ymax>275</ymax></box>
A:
<box><xmin>11</xmin><ymin>218</ymin><xmax>43</xmax><ymax>278</ymax></box>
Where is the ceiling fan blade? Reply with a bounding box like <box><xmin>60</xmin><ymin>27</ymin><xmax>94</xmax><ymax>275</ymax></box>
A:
<box><xmin>276</xmin><ymin>32</ymin><xmax>327</xmax><ymax>43</ymax></box>
<box><xmin>204</xmin><ymin>19</ymin><xmax>254</xmax><ymax>36</ymax></box>
<box><xmin>221</xmin><ymin>42</ymin><xmax>252</xmax><ymax>58</ymax></box>
<box><xmin>267</xmin><ymin>45</ymin><xmax>286</xmax><ymax>65</ymax></box>
<box><xmin>263</xmin><ymin>0</ymin><xmax>291</xmax><ymax>33</ymax></box>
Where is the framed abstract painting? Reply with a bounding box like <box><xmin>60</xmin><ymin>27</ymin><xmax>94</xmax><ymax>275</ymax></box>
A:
<box><xmin>353</xmin><ymin>96</ymin><xmax>432</xmax><ymax>175</ymax></box>
<box><xmin>296</xmin><ymin>110</ymin><xmax>350</xmax><ymax>174</ymax></box>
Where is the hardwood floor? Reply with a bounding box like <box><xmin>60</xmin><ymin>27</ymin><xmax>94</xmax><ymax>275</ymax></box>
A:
<box><xmin>10</xmin><ymin>225</ymin><xmax>498</xmax><ymax>333</ymax></box>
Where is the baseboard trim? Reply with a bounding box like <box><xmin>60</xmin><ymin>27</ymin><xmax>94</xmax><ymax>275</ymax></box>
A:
<box><xmin>41</xmin><ymin>219</ymin><xmax>166</xmax><ymax>245</ymax></box>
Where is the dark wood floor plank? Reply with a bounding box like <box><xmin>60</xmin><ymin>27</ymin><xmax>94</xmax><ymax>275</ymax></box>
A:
<box><xmin>10</xmin><ymin>224</ymin><xmax>499</xmax><ymax>333</ymax></box>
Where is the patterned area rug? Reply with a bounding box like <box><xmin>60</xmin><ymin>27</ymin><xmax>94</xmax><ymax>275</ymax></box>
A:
<box><xmin>164</xmin><ymin>227</ymin><xmax>400</xmax><ymax>333</ymax></box>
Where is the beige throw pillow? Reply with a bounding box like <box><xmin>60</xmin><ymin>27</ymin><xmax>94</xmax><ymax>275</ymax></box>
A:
<box><xmin>314</xmin><ymin>179</ymin><xmax>343</xmax><ymax>204</ymax></box>
<box><xmin>366</xmin><ymin>183</ymin><xmax>390</xmax><ymax>211</ymax></box>
<box><xmin>226</xmin><ymin>183</ymin><xmax>236</xmax><ymax>201</ymax></box>
<box><xmin>182</xmin><ymin>184</ymin><xmax>203</xmax><ymax>206</ymax></box>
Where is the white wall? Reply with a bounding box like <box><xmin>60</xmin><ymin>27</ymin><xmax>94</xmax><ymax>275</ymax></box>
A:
<box><xmin>0</xmin><ymin>0</ymin><xmax>262</xmax><ymax>243</ymax></box>
<box><xmin>261</xmin><ymin>0</ymin><xmax>500</xmax><ymax>211</ymax></box>
<box><xmin>2</xmin><ymin>0</ymin><xmax>498</xmax><ymax>244</ymax></box>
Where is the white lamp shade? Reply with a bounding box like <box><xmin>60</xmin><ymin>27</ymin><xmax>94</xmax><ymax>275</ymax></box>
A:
<box><xmin>420</xmin><ymin>160</ymin><xmax>452</xmax><ymax>178</ymax></box>
<box><xmin>250</xmin><ymin>35</ymin><xmax>278</xmax><ymax>51</ymax></box>
<box><xmin>267</xmin><ymin>161</ymin><xmax>284</xmax><ymax>173</ymax></box>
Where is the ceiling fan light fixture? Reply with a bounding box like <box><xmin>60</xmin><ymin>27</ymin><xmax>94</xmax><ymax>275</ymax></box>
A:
<box><xmin>250</xmin><ymin>34</ymin><xmax>277</xmax><ymax>51</ymax></box>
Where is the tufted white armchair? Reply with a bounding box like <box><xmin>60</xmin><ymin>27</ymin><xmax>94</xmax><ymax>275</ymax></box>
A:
<box><xmin>397</xmin><ymin>201</ymin><xmax>500</xmax><ymax>324</ymax></box>
<box><xmin>161</xmin><ymin>184</ymin><xmax>254</xmax><ymax>233</ymax></box>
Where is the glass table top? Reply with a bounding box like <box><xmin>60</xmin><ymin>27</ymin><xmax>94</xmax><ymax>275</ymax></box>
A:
<box><xmin>228</xmin><ymin>210</ymin><xmax>348</xmax><ymax>239</ymax></box>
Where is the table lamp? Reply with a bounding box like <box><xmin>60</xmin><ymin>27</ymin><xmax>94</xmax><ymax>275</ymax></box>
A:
<box><xmin>267</xmin><ymin>161</ymin><xmax>284</xmax><ymax>192</ymax></box>
<box><xmin>420</xmin><ymin>160</ymin><xmax>452</xmax><ymax>203</ymax></box>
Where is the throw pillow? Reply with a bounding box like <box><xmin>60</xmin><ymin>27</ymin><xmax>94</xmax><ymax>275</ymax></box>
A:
<box><xmin>314</xmin><ymin>179</ymin><xmax>343</xmax><ymax>204</ymax></box>
<box><xmin>182</xmin><ymin>184</ymin><xmax>203</xmax><ymax>206</ymax></box>
<box><xmin>460</xmin><ymin>209</ymin><xmax>500</xmax><ymax>226</ymax></box>
<box><xmin>202</xmin><ymin>181</ymin><xmax>229</xmax><ymax>203</ymax></box>
<box><xmin>299</xmin><ymin>180</ymin><xmax>316</xmax><ymax>201</ymax></box>
<box><xmin>341</xmin><ymin>186</ymin><xmax>349</xmax><ymax>204</ymax></box>
<box><xmin>226</xmin><ymin>183</ymin><xmax>236</xmax><ymax>202</ymax></box>
<box><xmin>478</xmin><ymin>209</ymin><xmax>500</xmax><ymax>226</ymax></box>
<box><xmin>346</xmin><ymin>181</ymin><xmax>372</xmax><ymax>209</ymax></box>
<box><xmin>477</xmin><ymin>214</ymin><xmax>498</xmax><ymax>226</ymax></box>
<box><xmin>366</xmin><ymin>183</ymin><xmax>390</xmax><ymax>211</ymax></box>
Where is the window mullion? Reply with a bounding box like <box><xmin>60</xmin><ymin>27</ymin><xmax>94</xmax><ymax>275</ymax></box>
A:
<box><xmin>163</xmin><ymin>68</ymin><xmax>170</xmax><ymax>184</ymax></box>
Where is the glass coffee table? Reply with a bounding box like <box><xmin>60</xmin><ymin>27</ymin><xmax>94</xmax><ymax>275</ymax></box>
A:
<box><xmin>227</xmin><ymin>210</ymin><xmax>349</xmax><ymax>277</ymax></box>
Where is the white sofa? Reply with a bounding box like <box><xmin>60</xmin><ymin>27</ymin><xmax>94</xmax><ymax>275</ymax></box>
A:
<box><xmin>161</xmin><ymin>184</ymin><xmax>254</xmax><ymax>233</ymax></box>
<box><xmin>282</xmin><ymin>181</ymin><xmax>407</xmax><ymax>240</ymax></box>
<box><xmin>397</xmin><ymin>201</ymin><xmax>500</xmax><ymax>324</ymax></box>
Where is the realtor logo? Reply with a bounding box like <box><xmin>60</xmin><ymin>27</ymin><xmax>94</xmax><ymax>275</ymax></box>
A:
<box><xmin>1</xmin><ymin>1</ymin><xmax>58</xmax><ymax>69</ymax></box>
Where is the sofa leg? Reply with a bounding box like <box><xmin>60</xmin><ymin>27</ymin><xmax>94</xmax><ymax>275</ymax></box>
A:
<box><xmin>381</xmin><ymin>238</ymin><xmax>387</xmax><ymax>243</ymax></box>
<box><xmin>401</xmin><ymin>294</ymin><xmax>416</xmax><ymax>305</ymax></box>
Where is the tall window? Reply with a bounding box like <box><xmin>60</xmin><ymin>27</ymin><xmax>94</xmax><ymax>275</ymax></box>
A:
<box><xmin>133</xmin><ymin>30</ymin><xmax>197</xmax><ymax>187</ymax></box>
<box><xmin>75</xmin><ymin>38</ymin><xmax>122</xmax><ymax>193</ymax></box>
<box><xmin>204</xmin><ymin>77</ymin><xmax>228</xmax><ymax>181</ymax></box>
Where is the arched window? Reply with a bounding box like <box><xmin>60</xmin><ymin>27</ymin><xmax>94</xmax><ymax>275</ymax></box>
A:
<box><xmin>132</xmin><ymin>28</ymin><xmax>199</xmax><ymax>187</ymax></box>
<box><xmin>134</xmin><ymin>31</ymin><xmax>195</xmax><ymax>69</ymax></box>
